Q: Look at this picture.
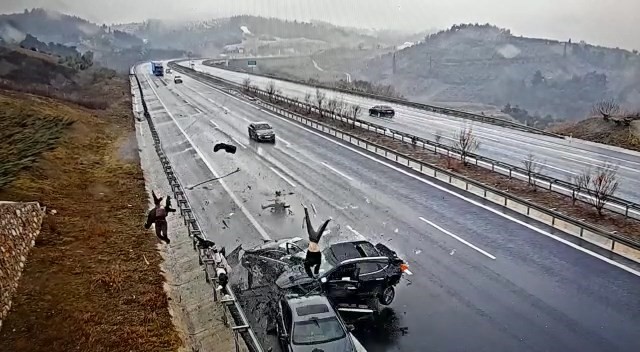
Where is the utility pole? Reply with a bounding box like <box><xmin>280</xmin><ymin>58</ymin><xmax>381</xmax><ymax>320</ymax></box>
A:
<box><xmin>392</xmin><ymin>52</ymin><xmax>397</xmax><ymax>75</ymax></box>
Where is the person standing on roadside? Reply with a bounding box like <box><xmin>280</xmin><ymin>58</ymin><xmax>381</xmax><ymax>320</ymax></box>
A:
<box><xmin>144</xmin><ymin>191</ymin><xmax>176</xmax><ymax>244</ymax></box>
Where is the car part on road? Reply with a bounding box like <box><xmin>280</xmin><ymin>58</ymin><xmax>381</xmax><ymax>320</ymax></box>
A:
<box><xmin>214</xmin><ymin>142</ymin><xmax>238</xmax><ymax>154</ymax></box>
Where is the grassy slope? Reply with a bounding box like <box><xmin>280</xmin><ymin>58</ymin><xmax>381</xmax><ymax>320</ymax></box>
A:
<box><xmin>0</xmin><ymin>78</ymin><xmax>181</xmax><ymax>351</ymax></box>
<box><xmin>550</xmin><ymin>118</ymin><xmax>640</xmax><ymax>152</ymax></box>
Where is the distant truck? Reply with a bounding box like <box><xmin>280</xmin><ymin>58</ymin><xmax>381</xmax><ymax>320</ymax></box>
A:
<box><xmin>151</xmin><ymin>62</ymin><xmax>164</xmax><ymax>76</ymax></box>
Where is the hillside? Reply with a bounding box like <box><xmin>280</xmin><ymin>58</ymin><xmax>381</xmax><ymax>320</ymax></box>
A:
<box><xmin>358</xmin><ymin>24</ymin><xmax>640</xmax><ymax>122</ymax></box>
<box><xmin>0</xmin><ymin>45</ymin><xmax>180</xmax><ymax>351</ymax></box>
<box><xmin>0</xmin><ymin>8</ymin><xmax>184</xmax><ymax>72</ymax></box>
<box><xmin>114</xmin><ymin>15</ymin><xmax>396</xmax><ymax>57</ymax></box>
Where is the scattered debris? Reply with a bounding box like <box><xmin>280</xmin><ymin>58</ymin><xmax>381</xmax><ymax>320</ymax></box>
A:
<box><xmin>414</xmin><ymin>249</ymin><xmax>422</xmax><ymax>255</ymax></box>
<box><xmin>222</xmin><ymin>219</ymin><xmax>229</xmax><ymax>229</ymax></box>
<box><xmin>365</xmin><ymin>197</ymin><xmax>371</xmax><ymax>204</ymax></box>
<box><xmin>450</xmin><ymin>249</ymin><xmax>456</xmax><ymax>256</ymax></box>
<box><xmin>394</xmin><ymin>228</ymin><xmax>399</xmax><ymax>233</ymax></box>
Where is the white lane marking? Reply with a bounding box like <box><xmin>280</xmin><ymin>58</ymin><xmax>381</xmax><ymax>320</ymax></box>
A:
<box><xmin>240</xmin><ymin>97</ymin><xmax>640</xmax><ymax>277</ymax></box>
<box><xmin>346</xmin><ymin>225</ymin><xmax>362</xmax><ymax>237</ymax></box>
<box><xmin>230</xmin><ymin>135</ymin><xmax>247</xmax><ymax>149</ymax></box>
<box><xmin>269</xmin><ymin>166</ymin><xmax>297</xmax><ymax>188</ymax></box>
<box><xmin>420</xmin><ymin>217</ymin><xmax>496</xmax><ymax>260</ymax></box>
<box><xmin>278</xmin><ymin>136</ymin><xmax>292</xmax><ymax>147</ymax></box>
<box><xmin>208</xmin><ymin>120</ymin><xmax>247</xmax><ymax>149</ymax></box>
<box><xmin>322</xmin><ymin>162</ymin><xmax>353</xmax><ymax>181</ymax></box>
<box><xmin>142</xmin><ymin>71</ymin><xmax>271</xmax><ymax>241</ymax></box>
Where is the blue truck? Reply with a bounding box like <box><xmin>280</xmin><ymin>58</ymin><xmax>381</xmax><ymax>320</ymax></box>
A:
<box><xmin>151</xmin><ymin>61</ymin><xmax>164</xmax><ymax>76</ymax></box>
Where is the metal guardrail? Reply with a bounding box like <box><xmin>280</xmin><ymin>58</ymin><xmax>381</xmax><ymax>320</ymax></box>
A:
<box><xmin>170</xmin><ymin>61</ymin><xmax>640</xmax><ymax>221</ymax></box>
<box><xmin>166</xmin><ymin>63</ymin><xmax>640</xmax><ymax>260</ymax></box>
<box><xmin>269</xmin><ymin>93</ymin><xmax>640</xmax><ymax>221</ymax></box>
<box><xmin>130</xmin><ymin>70</ymin><xmax>263</xmax><ymax>352</ymax></box>
<box><xmin>201</xmin><ymin>59</ymin><xmax>561</xmax><ymax>138</ymax></box>
<box><xmin>248</xmin><ymin>92</ymin><xmax>640</xmax><ymax>254</ymax></box>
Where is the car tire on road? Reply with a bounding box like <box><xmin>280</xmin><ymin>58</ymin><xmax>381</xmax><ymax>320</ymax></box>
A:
<box><xmin>379</xmin><ymin>286</ymin><xmax>395</xmax><ymax>306</ymax></box>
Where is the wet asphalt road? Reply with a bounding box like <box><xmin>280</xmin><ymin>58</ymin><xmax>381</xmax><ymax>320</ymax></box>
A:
<box><xmin>136</xmin><ymin>63</ymin><xmax>640</xmax><ymax>352</ymax></box>
<box><xmin>190</xmin><ymin>60</ymin><xmax>640</xmax><ymax>205</ymax></box>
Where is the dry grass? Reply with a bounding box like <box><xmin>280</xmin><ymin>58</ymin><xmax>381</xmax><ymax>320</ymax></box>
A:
<box><xmin>262</xmin><ymin>94</ymin><xmax>640</xmax><ymax>242</ymax></box>
<box><xmin>0</xmin><ymin>78</ymin><xmax>181</xmax><ymax>352</ymax></box>
<box><xmin>550</xmin><ymin>117</ymin><xmax>640</xmax><ymax>152</ymax></box>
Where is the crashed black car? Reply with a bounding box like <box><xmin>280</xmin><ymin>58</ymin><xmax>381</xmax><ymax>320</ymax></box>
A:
<box><xmin>277</xmin><ymin>240</ymin><xmax>409</xmax><ymax>309</ymax></box>
<box><xmin>239</xmin><ymin>237</ymin><xmax>410</xmax><ymax>313</ymax></box>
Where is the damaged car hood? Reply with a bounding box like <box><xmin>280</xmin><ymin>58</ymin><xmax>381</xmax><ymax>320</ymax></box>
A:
<box><xmin>276</xmin><ymin>265</ymin><xmax>317</xmax><ymax>290</ymax></box>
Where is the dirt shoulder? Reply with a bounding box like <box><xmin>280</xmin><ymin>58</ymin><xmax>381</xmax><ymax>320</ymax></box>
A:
<box><xmin>0</xmin><ymin>79</ymin><xmax>181</xmax><ymax>351</ymax></box>
<box><xmin>250</xmin><ymin>91</ymin><xmax>640</xmax><ymax>243</ymax></box>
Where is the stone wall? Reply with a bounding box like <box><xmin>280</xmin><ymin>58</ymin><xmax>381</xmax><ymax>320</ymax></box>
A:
<box><xmin>0</xmin><ymin>202</ymin><xmax>45</xmax><ymax>331</ymax></box>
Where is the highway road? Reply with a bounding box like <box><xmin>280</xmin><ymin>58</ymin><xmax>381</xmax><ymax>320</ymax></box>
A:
<box><xmin>136</xmin><ymin>63</ymin><xmax>640</xmax><ymax>352</ymax></box>
<box><xmin>188</xmin><ymin>60</ymin><xmax>640</xmax><ymax>205</ymax></box>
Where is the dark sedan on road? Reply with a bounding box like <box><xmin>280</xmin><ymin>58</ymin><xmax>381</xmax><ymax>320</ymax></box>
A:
<box><xmin>369</xmin><ymin>105</ymin><xmax>395</xmax><ymax>118</ymax></box>
<box><xmin>275</xmin><ymin>294</ymin><xmax>358</xmax><ymax>352</ymax></box>
<box><xmin>248</xmin><ymin>122</ymin><xmax>276</xmax><ymax>143</ymax></box>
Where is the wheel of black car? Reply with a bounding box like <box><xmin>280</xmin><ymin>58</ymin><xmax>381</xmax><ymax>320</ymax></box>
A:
<box><xmin>379</xmin><ymin>286</ymin><xmax>395</xmax><ymax>305</ymax></box>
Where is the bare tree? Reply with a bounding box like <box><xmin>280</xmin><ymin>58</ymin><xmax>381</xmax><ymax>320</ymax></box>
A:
<box><xmin>592</xmin><ymin>99</ymin><xmax>620</xmax><ymax>121</ymax></box>
<box><xmin>572</xmin><ymin>162</ymin><xmax>620</xmax><ymax>216</ymax></box>
<box><xmin>452</xmin><ymin>126</ymin><xmax>480</xmax><ymax>166</ymax></box>
<box><xmin>336</xmin><ymin>99</ymin><xmax>346</xmax><ymax>117</ymax></box>
<box><xmin>303</xmin><ymin>93</ymin><xmax>312</xmax><ymax>114</ymax></box>
<box><xmin>326</xmin><ymin>99</ymin><xmax>339</xmax><ymax>118</ymax></box>
<box><xmin>434</xmin><ymin>130</ymin><xmax>443</xmax><ymax>154</ymax></box>
<box><xmin>316</xmin><ymin>88</ymin><xmax>326</xmax><ymax>118</ymax></box>
<box><xmin>521</xmin><ymin>153</ymin><xmax>545</xmax><ymax>189</ymax></box>
<box><xmin>291</xmin><ymin>97</ymin><xmax>299</xmax><ymax>112</ymax></box>
<box><xmin>434</xmin><ymin>131</ymin><xmax>443</xmax><ymax>145</ymax></box>
<box><xmin>242</xmin><ymin>77</ymin><xmax>252</xmax><ymax>92</ymax></box>
<box><xmin>266</xmin><ymin>81</ymin><xmax>277</xmax><ymax>102</ymax></box>
<box><xmin>348</xmin><ymin>104</ymin><xmax>361</xmax><ymax>129</ymax></box>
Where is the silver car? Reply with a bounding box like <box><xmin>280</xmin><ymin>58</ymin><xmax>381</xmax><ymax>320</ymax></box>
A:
<box><xmin>276</xmin><ymin>294</ymin><xmax>357</xmax><ymax>352</ymax></box>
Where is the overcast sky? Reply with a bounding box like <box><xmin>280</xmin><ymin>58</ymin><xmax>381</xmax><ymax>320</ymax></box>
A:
<box><xmin>1</xmin><ymin>0</ymin><xmax>638</xmax><ymax>50</ymax></box>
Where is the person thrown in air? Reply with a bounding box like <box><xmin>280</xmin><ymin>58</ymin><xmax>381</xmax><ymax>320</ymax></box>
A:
<box><xmin>144</xmin><ymin>191</ymin><xmax>177</xmax><ymax>244</ymax></box>
<box><xmin>303</xmin><ymin>206</ymin><xmax>331</xmax><ymax>278</ymax></box>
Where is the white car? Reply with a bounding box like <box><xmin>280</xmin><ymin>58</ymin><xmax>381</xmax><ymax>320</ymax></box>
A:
<box><xmin>173</xmin><ymin>75</ymin><xmax>183</xmax><ymax>84</ymax></box>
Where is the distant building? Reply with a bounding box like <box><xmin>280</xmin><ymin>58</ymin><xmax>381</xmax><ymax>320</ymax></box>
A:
<box><xmin>397</xmin><ymin>42</ymin><xmax>416</xmax><ymax>51</ymax></box>
<box><xmin>223</xmin><ymin>43</ymin><xmax>244</xmax><ymax>54</ymax></box>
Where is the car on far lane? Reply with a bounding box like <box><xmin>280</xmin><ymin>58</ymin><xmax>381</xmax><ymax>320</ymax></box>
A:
<box><xmin>275</xmin><ymin>294</ymin><xmax>358</xmax><ymax>352</ymax></box>
<box><xmin>369</xmin><ymin>105</ymin><xmax>395</xmax><ymax>118</ymax></box>
<box><xmin>248</xmin><ymin>122</ymin><xmax>276</xmax><ymax>143</ymax></box>
<box><xmin>173</xmin><ymin>75</ymin><xmax>183</xmax><ymax>84</ymax></box>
